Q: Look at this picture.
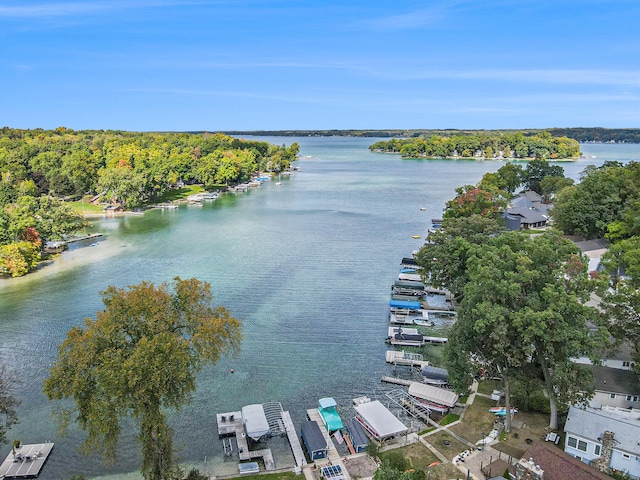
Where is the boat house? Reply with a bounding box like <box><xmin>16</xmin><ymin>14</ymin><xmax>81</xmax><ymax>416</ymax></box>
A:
<box><xmin>300</xmin><ymin>421</ymin><xmax>328</xmax><ymax>461</ymax></box>
<box><xmin>354</xmin><ymin>400</ymin><xmax>408</xmax><ymax>442</ymax></box>
<box><xmin>344</xmin><ymin>419</ymin><xmax>368</xmax><ymax>453</ymax></box>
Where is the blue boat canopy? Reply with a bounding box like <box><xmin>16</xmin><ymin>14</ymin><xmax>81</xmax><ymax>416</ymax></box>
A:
<box><xmin>389</xmin><ymin>299</ymin><xmax>421</xmax><ymax>309</ymax></box>
<box><xmin>318</xmin><ymin>397</ymin><xmax>337</xmax><ymax>409</ymax></box>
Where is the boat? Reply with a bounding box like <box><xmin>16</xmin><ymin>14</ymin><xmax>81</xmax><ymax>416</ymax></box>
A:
<box><xmin>201</xmin><ymin>191</ymin><xmax>219</xmax><ymax>200</ymax></box>
<box><xmin>412</xmin><ymin>235</ymin><xmax>421</xmax><ymax>239</ymax></box>
<box><xmin>318</xmin><ymin>397</ymin><xmax>343</xmax><ymax>432</ymax></box>
<box><xmin>389</xmin><ymin>313</ymin><xmax>416</xmax><ymax>325</ymax></box>
<box><xmin>413</xmin><ymin>318</ymin><xmax>434</xmax><ymax>327</ymax></box>
<box><xmin>275</xmin><ymin>182</ymin><xmax>282</xmax><ymax>186</ymax></box>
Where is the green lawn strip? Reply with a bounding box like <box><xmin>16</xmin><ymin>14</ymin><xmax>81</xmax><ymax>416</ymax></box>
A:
<box><xmin>154</xmin><ymin>185</ymin><xmax>207</xmax><ymax>203</ymax></box>
<box><xmin>440</xmin><ymin>414</ymin><xmax>460</xmax><ymax>426</ymax></box>
<box><xmin>67</xmin><ymin>199</ymin><xmax>105</xmax><ymax>215</ymax></box>
<box><xmin>230</xmin><ymin>471</ymin><xmax>298</xmax><ymax>480</ymax></box>
<box><xmin>476</xmin><ymin>379</ymin><xmax>502</xmax><ymax>395</ymax></box>
<box><xmin>448</xmin><ymin>396</ymin><xmax>496</xmax><ymax>444</ymax></box>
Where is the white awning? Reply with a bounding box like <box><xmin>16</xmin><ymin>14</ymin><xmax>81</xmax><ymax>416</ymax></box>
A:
<box><xmin>354</xmin><ymin>400</ymin><xmax>407</xmax><ymax>440</ymax></box>
<box><xmin>408</xmin><ymin>382</ymin><xmax>459</xmax><ymax>407</ymax></box>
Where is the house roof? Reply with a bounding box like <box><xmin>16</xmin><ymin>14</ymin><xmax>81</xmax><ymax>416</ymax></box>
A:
<box><xmin>564</xmin><ymin>406</ymin><xmax>640</xmax><ymax>456</ymax></box>
<box><xmin>505</xmin><ymin>207</ymin><xmax>548</xmax><ymax>224</ymax></box>
<box><xmin>519</xmin><ymin>190</ymin><xmax>544</xmax><ymax>203</ymax></box>
<box><xmin>574</xmin><ymin>238</ymin><xmax>609</xmax><ymax>253</ymax></box>
<box><xmin>590</xmin><ymin>365</ymin><xmax>640</xmax><ymax>395</ymax></box>
<box><xmin>521</xmin><ymin>441</ymin><xmax>611</xmax><ymax>480</ymax></box>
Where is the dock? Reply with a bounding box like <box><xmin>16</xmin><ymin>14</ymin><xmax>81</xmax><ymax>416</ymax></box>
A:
<box><xmin>0</xmin><ymin>442</ymin><xmax>54</xmax><ymax>479</ymax></box>
<box><xmin>385</xmin><ymin>350</ymin><xmax>429</xmax><ymax>368</ymax></box>
<box><xmin>281</xmin><ymin>411</ymin><xmax>306</xmax><ymax>468</ymax></box>
<box><xmin>216</xmin><ymin>410</ymin><xmax>276</xmax><ymax>470</ymax></box>
<box><xmin>67</xmin><ymin>233</ymin><xmax>103</xmax><ymax>244</ymax></box>
<box><xmin>381</xmin><ymin>376</ymin><xmax>413</xmax><ymax>387</ymax></box>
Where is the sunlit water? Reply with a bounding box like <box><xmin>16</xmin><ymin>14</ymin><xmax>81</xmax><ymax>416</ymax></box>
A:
<box><xmin>0</xmin><ymin>138</ymin><xmax>638</xmax><ymax>479</ymax></box>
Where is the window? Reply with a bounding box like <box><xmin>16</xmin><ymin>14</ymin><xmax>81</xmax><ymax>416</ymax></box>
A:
<box><xmin>568</xmin><ymin>436</ymin><xmax>577</xmax><ymax>448</ymax></box>
<box><xmin>622</xmin><ymin>361</ymin><xmax>630</xmax><ymax>367</ymax></box>
<box><xmin>627</xmin><ymin>395</ymin><xmax>633</xmax><ymax>401</ymax></box>
<box><xmin>610</xmin><ymin>393</ymin><xmax>616</xmax><ymax>399</ymax></box>
<box><xmin>622</xmin><ymin>453</ymin><xmax>630</xmax><ymax>460</ymax></box>
<box><xmin>634</xmin><ymin>396</ymin><xmax>639</xmax><ymax>402</ymax></box>
<box><xmin>595</xmin><ymin>445</ymin><xmax>601</xmax><ymax>456</ymax></box>
<box><xmin>578</xmin><ymin>440</ymin><xmax>588</xmax><ymax>452</ymax></box>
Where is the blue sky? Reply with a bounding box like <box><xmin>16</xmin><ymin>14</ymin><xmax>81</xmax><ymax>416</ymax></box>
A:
<box><xmin>2</xmin><ymin>1</ymin><xmax>640</xmax><ymax>131</ymax></box>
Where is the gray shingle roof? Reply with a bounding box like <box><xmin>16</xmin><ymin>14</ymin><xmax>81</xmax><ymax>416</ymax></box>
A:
<box><xmin>590</xmin><ymin>365</ymin><xmax>640</xmax><ymax>395</ymax></box>
<box><xmin>564</xmin><ymin>405</ymin><xmax>640</xmax><ymax>455</ymax></box>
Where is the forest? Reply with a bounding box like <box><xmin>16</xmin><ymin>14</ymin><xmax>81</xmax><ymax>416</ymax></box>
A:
<box><xmin>0</xmin><ymin>127</ymin><xmax>299</xmax><ymax>277</ymax></box>
<box><xmin>223</xmin><ymin>127</ymin><xmax>640</xmax><ymax>143</ymax></box>
<box><xmin>368</xmin><ymin>131</ymin><xmax>581</xmax><ymax>159</ymax></box>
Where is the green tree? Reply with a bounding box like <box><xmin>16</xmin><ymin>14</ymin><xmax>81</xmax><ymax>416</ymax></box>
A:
<box><xmin>443</xmin><ymin>185</ymin><xmax>506</xmax><ymax>220</ymax></box>
<box><xmin>445</xmin><ymin>231</ymin><xmax>605</xmax><ymax>430</ymax></box>
<box><xmin>521</xmin><ymin>158</ymin><xmax>565</xmax><ymax>194</ymax></box>
<box><xmin>0</xmin><ymin>363</ymin><xmax>20</xmax><ymax>446</ymax></box>
<box><xmin>415</xmin><ymin>214</ymin><xmax>506</xmax><ymax>299</ymax></box>
<box><xmin>44</xmin><ymin>278</ymin><xmax>243</xmax><ymax>480</ymax></box>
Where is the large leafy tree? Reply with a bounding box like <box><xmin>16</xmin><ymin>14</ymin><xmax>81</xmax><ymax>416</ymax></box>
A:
<box><xmin>415</xmin><ymin>214</ymin><xmax>506</xmax><ymax>299</ymax></box>
<box><xmin>44</xmin><ymin>278</ymin><xmax>242</xmax><ymax>480</ymax></box>
<box><xmin>444</xmin><ymin>231</ymin><xmax>605</xmax><ymax>430</ymax></box>
<box><xmin>521</xmin><ymin>158</ymin><xmax>565</xmax><ymax>194</ymax></box>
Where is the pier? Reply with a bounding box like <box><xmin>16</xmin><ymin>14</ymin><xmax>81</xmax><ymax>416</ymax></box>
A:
<box><xmin>0</xmin><ymin>442</ymin><xmax>54</xmax><ymax>479</ymax></box>
<box><xmin>67</xmin><ymin>233</ymin><xmax>103</xmax><ymax>244</ymax></box>
<box><xmin>216</xmin><ymin>410</ymin><xmax>276</xmax><ymax>471</ymax></box>
<box><xmin>385</xmin><ymin>350</ymin><xmax>429</xmax><ymax>368</ymax></box>
<box><xmin>281</xmin><ymin>411</ymin><xmax>306</xmax><ymax>468</ymax></box>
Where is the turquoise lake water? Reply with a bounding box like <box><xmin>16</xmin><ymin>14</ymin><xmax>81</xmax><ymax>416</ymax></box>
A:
<box><xmin>0</xmin><ymin>138</ymin><xmax>639</xmax><ymax>479</ymax></box>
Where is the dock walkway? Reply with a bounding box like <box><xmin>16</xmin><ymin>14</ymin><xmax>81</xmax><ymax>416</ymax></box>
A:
<box><xmin>216</xmin><ymin>410</ymin><xmax>276</xmax><ymax>471</ymax></box>
<box><xmin>281</xmin><ymin>411</ymin><xmax>306</xmax><ymax>468</ymax></box>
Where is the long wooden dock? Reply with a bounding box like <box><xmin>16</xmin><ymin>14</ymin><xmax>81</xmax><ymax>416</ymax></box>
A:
<box><xmin>0</xmin><ymin>442</ymin><xmax>54</xmax><ymax>478</ymax></box>
<box><xmin>381</xmin><ymin>376</ymin><xmax>413</xmax><ymax>387</ymax></box>
<box><xmin>281</xmin><ymin>411</ymin><xmax>306</xmax><ymax>468</ymax></box>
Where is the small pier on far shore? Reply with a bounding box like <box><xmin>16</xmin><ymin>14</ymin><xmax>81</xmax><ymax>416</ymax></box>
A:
<box><xmin>0</xmin><ymin>442</ymin><xmax>54</xmax><ymax>479</ymax></box>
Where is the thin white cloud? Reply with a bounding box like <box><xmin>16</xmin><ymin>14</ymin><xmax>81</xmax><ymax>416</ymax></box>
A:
<box><xmin>0</xmin><ymin>1</ymin><xmax>220</xmax><ymax>18</ymax></box>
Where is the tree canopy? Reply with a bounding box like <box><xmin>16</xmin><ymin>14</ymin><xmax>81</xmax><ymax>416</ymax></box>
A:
<box><xmin>44</xmin><ymin>277</ymin><xmax>242</xmax><ymax>480</ymax></box>
<box><xmin>369</xmin><ymin>131</ymin><xmax>580</xmax><ymax>160</ymax></box>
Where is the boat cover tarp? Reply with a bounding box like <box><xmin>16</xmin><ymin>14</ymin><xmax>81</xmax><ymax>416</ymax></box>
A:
<box><xmin>389</xmin><ymin>300</ymin><xmax>421</xmax><ymax>309</ymax></box>
<box><xmin>241</xmin><ymin>404</ymin><xmax>270</xmax><ymax>440</ymax></box>
<box><xmin>354</xmin><ymin>400</ymin><xmax>408</xmax><ymax>440</ymax></box>
<box><xmin>408</xmin><ymin>382</ymin><xmax>458</xmax><ymax>407</ymax></box>
<box><xmin>301</xmin><ymin>421</ymin><xmax>327</xmax><ymax>459</ymax></box>
<box><xmin>421</xmin><ymin>366</ymin><xmax>449</xmax><ymax>382</ymax></box>
<box><xmin>344</xmin><ymin>419</ymin><xmax>368</xmax><ymax>452</ymax></box>
<box><xmin>394</xmin><ymin>280</ymin><xmax>425</xmax><ymax>289</ymax></box>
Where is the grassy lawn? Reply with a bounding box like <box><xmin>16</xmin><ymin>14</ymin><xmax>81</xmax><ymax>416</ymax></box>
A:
<box><xmin>68</xmin><ymin>199</ymin><xmax>105</xmax><ymax>215</ymax></box>
<box><xmin>154</xmin><ymin>184</ymin><xmax>206</xmax><ymax>203</ymax></box>
<box><xmin>231</xmin><ymin>472</ymin><xmax>298</xmax><ymax>480</ymax></box>
<box><xmin>379</xmin><ymin>442</ymin><xmax>440</xmax><ymax>471</ymax></box>
<box><xmin>449</xmin><ymin>396</ymin><xmax>496</xmax><ymax>444</ymax></box>
<box><xmin>440</xmin><ymin>414</ymin><xmax>460</xmax><ymax>426</ymax></box>
<box><xmin>423</xmin><ymin>431</ymin><xmax>469</xmax><ymax>461</ymax></box>
<box><xmin>477</xmin><ymin>379</ymin><xmax>502</xmax><ymax>395</ymax></box>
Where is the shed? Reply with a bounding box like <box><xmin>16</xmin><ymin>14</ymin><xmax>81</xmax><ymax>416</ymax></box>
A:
<box><xmin>344</xmin><ymin>419</ymin><xmax>368</xmax><ymax>453</ymax></box>
<box><xmin>408</xmin><ymin>382</ymin><xmax>459</xmax><ymax>408</ymax></box>
<box><xmin>241</xmin><ymin>404</ymin><xmax>270</xmax><ymax>441</ymax></box>
<box><xmin>354</xmin><ymin>400</ymin><xmax>408</xmax><ymax>442</ymax></box>
<box><xmin>300</xmin><ymin>421</ymin><xmax>328</xmax><ymax>460</ymax></box>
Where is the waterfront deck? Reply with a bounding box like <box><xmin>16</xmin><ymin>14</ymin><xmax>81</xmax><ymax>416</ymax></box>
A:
<box><xmin>281</xmin><ymin>411</ymin><xmax>306</xmax><ymax>468</ymax></box>
<box><xmin>0</xmin><ymin>442</ymin><xmax>54</xmax><ymax>478</ymax></box>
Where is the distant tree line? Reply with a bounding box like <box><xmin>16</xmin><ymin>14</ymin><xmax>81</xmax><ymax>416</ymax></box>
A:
<box><xmin>223</xmin><ymin>128</ymin><xmax>640</xmax><ymax>143</ymax></box>
<box><xmin>369</xmin><ymin>131</ymin><xmax>581</xmax><ymax>159</ymax></box>
<box><xmin>0</xmin><ymin>127</ymin><xmax>299</xmax><ymax>277</ymax></box>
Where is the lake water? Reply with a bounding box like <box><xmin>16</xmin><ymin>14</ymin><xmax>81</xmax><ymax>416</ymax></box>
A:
<box><xmin>0</xmin><ymin>138</ymin><xmax>638</xmax><ymax>479</ymax></box>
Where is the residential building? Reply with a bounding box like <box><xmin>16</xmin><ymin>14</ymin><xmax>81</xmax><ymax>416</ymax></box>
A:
<box><xmin>564</xmin><ymin>405</ymin><xmax>640</xmax><ymax>479</ymax></box>
<box><xmin>589</xmin><ymin>365</ymin><xmax>640</xmax><ymax>409</ymax></box>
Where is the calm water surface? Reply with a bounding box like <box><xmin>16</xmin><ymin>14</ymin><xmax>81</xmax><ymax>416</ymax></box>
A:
<box><xmin>0</xmin><ymin>138</ymin><xmax>638</xmax><ymax>479</ymax></box>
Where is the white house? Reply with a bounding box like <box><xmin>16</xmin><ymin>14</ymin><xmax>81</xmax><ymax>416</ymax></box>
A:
<box><xmin>564</xmin><ymin>405</ymin><xmax>640</xmax><ymax>479</ymax></box>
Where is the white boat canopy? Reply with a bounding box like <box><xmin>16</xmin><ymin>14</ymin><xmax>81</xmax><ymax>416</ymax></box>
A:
<box><xmin>241</xmin><ymin>404</ymin><xmax>270</xmax><ymax>440</ymax></box>
<box><xmin>354</xmin><ymin>400</ymin><xmax>408</xmax><ymax>441</ymax></box>
<box><xmin>408</xmin><ymin>382</ymin><xmax>459</xmax><ymax>407</ymax></box>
